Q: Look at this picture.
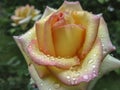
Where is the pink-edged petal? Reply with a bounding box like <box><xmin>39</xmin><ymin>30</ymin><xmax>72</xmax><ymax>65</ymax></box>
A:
<box><xmin>13</xmin><ymin>25</ymin><xmax>36</xmax><ymax>64</ymax></box>
<box><xmin>48</xmin><ymin>38</ymin><xmax>103</xmax><ymax>85</ymax></box>
<box><xmin>28</xmin><ymin>64</ymin><xmax>56</xmax><ymax>90</ymax></box>
<box><xmin>77</xmin><ymin>12</ymin><xmax>101</xmax><ymax>59</ymax></box>
<box><xmin>27</xmin><ymin>39</ymin><xmax>80</xmax><ymax>69</ymax></box>
<box><xmin>29</xmin><ymin>64</ymin><xmax>88</xmax><ymax>90</ymax></box>
<box><xmin>13</xmin><ymin>36</ymin><xmax>31</xmax><ymax>65</ymax></box>
<box><xmin>41</xmin><ymin>6</ymin><xmax>56</xmax><ymax>19</ymax></box>
<box><xmin>98</xmin><ymin>17</ymin><xmax>116</xmax><ymax>56</ymax></box>
<box><xmin>58</xmin><ymin>1</ymin><xmax>83</xmax><ymax>12</ymax></box>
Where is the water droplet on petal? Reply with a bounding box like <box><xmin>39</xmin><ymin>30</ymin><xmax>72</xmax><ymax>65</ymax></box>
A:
<box><xmin>76</xmin><ymin>72</ymin><xmax>80</xmax><ymax>76</ymax></box>
<box><xmin>93</xmin><ymin>54</ymin><xmax>96</xmax><ymax>57</ymax></box>
<box><xmin>66</xmin><ymin>75</ymin><xmax>70</xmax><ymax>79</ymax></box>
<box><xmin>103</xmin><ymin>51</ymin><xmax>107</xmax><ymax>54</ymax></box>
<box><xmin>93</xmin><ymin>73</ymin><xmax>97</xmax><ymax>77</ymax></box>
<box><xmin>88</xmin><ymin>59</ymin><xmax>94</xmax><ymax>64</ymax></box>
<box><xmin>74</xmin><ymin>80</ymin><xmax>78</xmax><ymax>84</ymax></box>
<box><xmin>72</xmin><ymin>77</ymin><xmax>76</xmax><ymax>81</ymax></box>
<box><xmin>71</xmin><ymin>81</ymin><xmax>74</xmax><ymax>85</ymax></box>
<box><xmin>54</xmin><ymin>83</ymin><xmax>60</xmax><ymax>89</ymax></box>
<box><xmin>102</xmin><ymin>44</ymin><xmax>104</xmax><ymax>47</ymax></box>
<box><xmin>92</xmin><ymin>65</ymin><xmax>96</xmax><ymax>68</ymax></box>
<box><xmin>40</xmin><ymin>82</ymin><xmax>43</xmax><ymax>86</ymax></box>
<box><xmin>47</xmin><ymin>54</ymin><xmax>50</xmax><ymax>57</ymax></box>
<box><xmin>48</xmin><ymin>88</ymin><xmax>52</xmax><ymax>90</ymax></box>
<box><xmin>58</xmin><ymin>56</ymin><xmax>61</xmax><ymax>59</ymax></box>
<box><xmin>50</xmin><ymin>56</ymin><xmax>55</xmax><ymax>61</ymax></box>
<box><xmin>83</xmin><ymin>75</ymin><xmax>88</xmax><ymax>80</ymax></box>
<box><xmin>93</xmin><ymin>70</ymin><xmax>96</xmax><ymax>73</ymax></box>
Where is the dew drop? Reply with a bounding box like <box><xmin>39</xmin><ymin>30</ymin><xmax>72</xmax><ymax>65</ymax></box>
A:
<box><xmin>29</xmin><ymin>45</ymin><xmax>32</xmax><ymax>48</ymax></box>
<box><xmin>58</xmin><ymin>56</ymin><xmax>61</xmax><ymax>59</ymax></box>
<box><xmin>47</xmin><ymin>54</ymin><xmax>50</xmax><ymax>57</ymax></box>
<box><xmin>83</xmin><ymin>75</ymin><xmax>88</xmax><ymax>80</ymax></box>
<box><xmin>72</xmin><ymin>77</ymin><xmax>76</xmax><ymax>81</ymax></box>
<box><xmin>54</xmin><ymin>83</ymin><xmax>60</xmax><ymax>89</ymax></box>
<box><xmin>76</xmin><ymin>72</ymin><xmax>80</xmax><ymax>76</ymax></box>
<box><xmin>48</xmin><ymin>88</ymin><xmax>52</xmax><ymax>90</ymax></box>
<box><xmin>66</xmin><ymin>75</ymin><xmax>70</xmax><ymax>79</ymax></box>
<box><xmin>40</xmin><ymin>82</ymin><xmax>43</xmax><ymax>86</ymax></box>
<box><xmin>66</xmin><ymin>75</ymin><xmax>71</xmax><ymax>83</ymax></box>
<box><xmin>88</xmin><ymin>59</ymin><xmax>93</xmax><ymax>64</ymax></box>
<box><xmin>74</xmin><ymin>80</ymin><xmax>78</xmax><ymax>84</ymax></box>
<box><xmin>93</xmin><ymin>70</ymin><xmax>96</xmax><ymax>73</ymax></box>
<box><xmin>92</xmin><ymin>65</ymin><xmax>96</xmax><ymax>68</ymax></box>
<box><xmin>50</xmin><ymin>56</ymin><xmax>55</xmax><ymax>61</ymax></box>
<box><xmin>93</xmin><ymin>73</ymin><xmax>97</xmax><ymax>77</ymax></box>
<box><xmin>93</xmin><ymin>54</ymin><xmax>96</xmax><ymax>57</ymax></box>
<box><xmin>103</xmin><ymin>51</ymin><xmax>107</xmax><ymax>54</ymax></box>
<box><xmin>102</xmin><ymin>44</ymin><xmax>105</xmax><ymax>47</ymax></box>
<box><xmin>71</xmin><ymin>80</ymin><xmax>75</xmax><ymax>85</ymax></box>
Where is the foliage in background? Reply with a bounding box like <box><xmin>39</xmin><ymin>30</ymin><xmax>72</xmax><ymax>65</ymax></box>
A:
<box><xmin>0</xmin><ymin>0</ymin><xmax>120</xmax><ymax>90</ymax></box>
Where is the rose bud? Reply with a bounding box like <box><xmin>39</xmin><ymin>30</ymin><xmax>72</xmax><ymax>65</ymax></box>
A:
<box><xmin>11</xmin><ymin>4</ymin><xmax>41</xmax><ymax>28</ymax></box>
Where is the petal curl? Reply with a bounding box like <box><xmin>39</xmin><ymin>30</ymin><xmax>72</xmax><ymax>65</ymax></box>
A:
<box><xmin>36</xmin><ymin>12</ymin><xmax>57</xmax><ymax>56</ymax></box>
<box><xmin>76</xmin><ymin>12</ymin><xmax>101</xmax><ymax>59</ymax></box>
<box><xmin>29</xmin><ymin>64</ymin><xmax>88</xmax><ymax>90</ymax></box>
<box><xmin>13</xmin><ymin>26</ymin><xmax>36</xmax><ymax>65</ymax></box>
<box><xmin>36</xmin><ymin>21</ymin><xmax>45</xmax><ymax>54</ymax></box>
<box><xmin>43</xmin><ymin>15</ymin><xmax>56</xmax><ymax>56</ymax></box>
<box><xmin>48</xmin><ymin>39</ymin><xmax>103</xmax><ymax>85</ymax></box>
<box><xmin>98</xmin><ymin>17</ymin><xmax>116</xmax><ymax>56</ymax></box>
<box><xmin>27</xmin><ymin>39</ymin><xmax>80</xmax><ymax>69</ymax></box>
<box><xmin>33</xmin><ymin>63</ymin><xmax>50</xmax><ymax>78</ymax></box>
<box><xmin>87</xmin><ymin>55</ymin><xmax>120</xmax><ymax>90</ymax></box>
<box><xmin>41</xmin><ymin>6</ymin><xmax>56</xmax><ymax>19</ymax></box>
<box><xmin>58</xmin><ymin>1</ymin><xmax>83</xmax><ymax>12</ymax></box>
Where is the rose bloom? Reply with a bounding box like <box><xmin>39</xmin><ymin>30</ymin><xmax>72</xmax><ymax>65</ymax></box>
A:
<box><xmin>14</xmin><ymin>1</ymin><xmax>117</xmax><ymax>90</ymax></box>
<box><xmin>11</xmin><ymin>4</ymin><xmax>41</xmax><ymax>27</ymax></box>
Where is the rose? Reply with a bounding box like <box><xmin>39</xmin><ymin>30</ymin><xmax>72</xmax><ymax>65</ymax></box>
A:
<box><xmin>11</xmin><ymin>4</ymin><xmax>41</xmax><ymax>28</ymax></box>
<box><xmin>14</xmin><ymin>1</ymin><xmax>118</xmax><ymax>90</ymax></box>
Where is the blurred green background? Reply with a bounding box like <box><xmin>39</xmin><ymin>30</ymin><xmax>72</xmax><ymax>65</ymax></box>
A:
<box><xmin>0</xmin><ymin>0</ymin><xmax>120</xmax><ymax>90</ymax></box>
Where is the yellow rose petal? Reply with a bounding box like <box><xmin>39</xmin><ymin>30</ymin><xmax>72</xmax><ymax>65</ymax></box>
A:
<box><xmin>48</xmin><ymin>38</ymin><xmax>103</xmax><ymax>85</ymax></box>
<box><xmin>36</xmin><ymin>21</ymin><xmax>45</xmax><ymax>53</ymax></box>
<box><xmin>75</xmin><ymin>12</ymin><xmax>101</xmax><ymax>59</ymax></box>
<box><xmin>98</xmin><ymin>17</ymin><xmax>116</xmax><ymax>56</ymax></box>
<box><xmin>41</xmin><ymin>6</ymin><xmax>56</xmax><ymax>19</ymax></box>
<box><xmin>27</xmin><ymin>39</ymin><xmax>80</xmax><ymax>69</ymax></box>
<box><xmin>58</xmin><ymin>1</ymin><xmax>83</xmax><ymax>12</ymax></box>
<box><xmin>53</xmin><ymin>24</ymin><xmax>85</xmax><ymax>57</ymax></box>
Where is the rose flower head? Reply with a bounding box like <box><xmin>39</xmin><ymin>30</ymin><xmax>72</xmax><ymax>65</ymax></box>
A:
<box><xmin>11</xmin><ymin>4</ymin><xmax>41</xmax><ymax>28</ymax></box>
<box><xmin>14</xmin><ymin>1</ymin><xmax>120</xmax><ymax>90</ymax></box>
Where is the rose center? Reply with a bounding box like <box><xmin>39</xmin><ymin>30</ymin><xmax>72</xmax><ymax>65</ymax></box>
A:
<box><xmin>51</xmin><ymin>12</ymin><xmax>85</xmax><ymax>58</ymax></box>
